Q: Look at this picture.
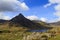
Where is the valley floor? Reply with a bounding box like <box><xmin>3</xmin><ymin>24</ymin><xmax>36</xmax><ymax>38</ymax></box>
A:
<box><xmin>0</xmin><ymin>31</ymin><xmax>60</xmax><ymax>40</ymax></box>
<box><xmin>0</xmin><ymin>25</ymin><xmax>60</xmax><ymax>40</ymax></box>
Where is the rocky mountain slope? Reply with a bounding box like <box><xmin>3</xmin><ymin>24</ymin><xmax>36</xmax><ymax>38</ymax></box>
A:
<box><xmin>0</xmin><ymin>13</ymin><xmax>52</xmax><ymax>30</ymax></box>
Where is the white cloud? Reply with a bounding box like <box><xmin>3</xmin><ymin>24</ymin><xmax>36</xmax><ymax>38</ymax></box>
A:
<box><xmin>0</xmin><ymin>0</ymin><xmax>29</xmax><ymax>20</ymax></box>
<box><xmin>3</xmin><ymin>16</ymin><xmax>10</xmax><ymax>20</ymax></box>
<box><xmin>20</xmin><ymin>2</ymin><xmax>29</xmax><ymax>10</ymax></box>
<box><xmin>49</xmin><ymin>0</ymin><xmax>60</xmax><ymax>4</ymax></box>
<box><xmin>44</xmin><ymin>0</ymin><xmax>60</xmax><ymax>22</ymax></box>
<box><xmin>0</xmin><ymin>0</ymin><xmax>29</xmax><ymax>12</ymax></box>
<box><xmin>40</xmin><ymin>17</ymin><xmax>47</xmax><ymax>22</ymax></box>
<box><xmin>54</xmin><ymin>11</ymin><xmax>60</xmax><ymax>17</ymax></box>
<box><xmin>26</xmin><ymin>15</ymin><xmax>47</xmax><ymax>22</ymax></box>
<box><xmin>26</xmin><ymin>15</ymin><xmax>39</xmax><ymax>20</ymax></box>
<box><xmin>44</xmin><ymin>3</ymin><xmax>51</xmax><ymax>8</ymax></box>
<box><xmin>57</xmin><ymin>18</ymin><xmax>60</xmax><ymax>21</ymax></box>
<box><xmin>49</xmin><ymin>18</ymin><xmax>60</xmax><ymax>23</ymax></box>
<box><xmin>54</xmin><ymin>5</ymin><xmax>60</xmax><ymax>11</ymax></box>
<box><xmin>0</xmin><ymin>12</ymin><xmax>10</xmax><ymax>20</ymax></box>
<box><xmin>44</xmin><ymin>0</ymin><xmax>60</xmax><ymax>7</ymax></box>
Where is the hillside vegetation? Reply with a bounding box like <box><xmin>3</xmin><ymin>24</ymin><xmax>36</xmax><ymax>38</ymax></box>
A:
<box><xmin>0</xmin><ymin>24</ymin><xmax>60</xmax><ymax>40</ymax></box>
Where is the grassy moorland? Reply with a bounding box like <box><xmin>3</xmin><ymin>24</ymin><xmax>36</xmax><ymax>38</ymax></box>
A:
<box><xmin>0</xmin><ymin>23</ymin><xmax>60</xmax><ymax>40</ymax></box>
<box><xmin>48</xmin><ymin>27</ymin><xmax>60</xmax><ymax>40</ymax></box>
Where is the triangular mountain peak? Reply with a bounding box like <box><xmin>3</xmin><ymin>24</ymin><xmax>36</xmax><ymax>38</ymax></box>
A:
<box><xmin>9</xmin><ymin>13</ymin><xmax>52</xmax><ymax>30</ymax></box>
<box><xmin>19</xmin><ymin>13</ymin><xmax>23</xmax><ymax>16</ymax></box>
<box><xmin>18</xmin><ymin>13</ymin><xmax>24</xmax><ymax>17</ymax></box>
<box><xmin>15</xmin><ymin>13</ymin><xmax>25</xmax><ymax>18</ymax></box>
<box><xmin>10</xmin><ymin>13</ymin><xmax>26</xmax><ymax>21</ymax></box>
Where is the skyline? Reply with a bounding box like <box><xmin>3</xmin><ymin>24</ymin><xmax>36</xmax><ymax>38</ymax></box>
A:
<box><xmin>0</xmin><ymin>0</ymin><xmax>60</xmax><ymax>23</ymax></box>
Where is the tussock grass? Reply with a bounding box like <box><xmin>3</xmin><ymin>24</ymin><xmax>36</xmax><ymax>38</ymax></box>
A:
<box><xmin>0</xmin><ymin>24</ymin><xmax>60</xmax><ymax>40</ymax></box>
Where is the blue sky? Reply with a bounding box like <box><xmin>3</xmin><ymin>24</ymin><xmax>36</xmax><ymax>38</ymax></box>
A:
<box><xmin>0</xmin><ymin>0</ymin><xmax>60</xmax><ymax>23</ymax></box>
<box><xmin>20</xmin><ymin>0</ymin><xmax>58</xmax><ymax>22</ymax></box>
<box><xmin>24</xmin><ymin>0</ymin><xmax>49</xmax><ymax>8</ymax></box>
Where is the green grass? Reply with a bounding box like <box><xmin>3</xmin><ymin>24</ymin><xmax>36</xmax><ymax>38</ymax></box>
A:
<box><xmin>0</xmin><ymin>30</ymin><xmax>60</xmax><ymax>40</ymax></box>
<box><xmin>49</xmin><ymin>34</ymin><xmax>60</xmax><ymax>40</ymax></box>
<box><xmin>0</xmin><ymin>32</ymin><xmax>23</xmax><ymax>40</ymax></box>
<box><xmin>0</xmin><ymin>25</ymin><xmax>27</xmax><ymax>40</ymax></box>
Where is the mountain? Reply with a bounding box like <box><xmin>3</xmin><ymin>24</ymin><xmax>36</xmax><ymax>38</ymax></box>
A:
<box><xmin>9</xmin><ymin>13</ymin><xmax>52</xmax><ymax>30</ymax></box>
<box><xmin>51</xmin><ymin>22</ymin><xmax>60</xmax><ymax>25</ymax></box>
<box><xmin>32</xmin><ymin>20</ymin><xmax>50</xmax><ymax>26</ymax></box>
<box><xmin>32</xmin><ymin>20</ymin><xmax>41</xmax><ymax>23</ymax></box>
<box><xmin>0</xmin><ymin>19</ymin><xmax>8</xmax><ymax>24</ymax></box>
<box><xmin>49</xmin><ymin>21</ymin><xmax>60</xmax><ymax>27</ymax></box>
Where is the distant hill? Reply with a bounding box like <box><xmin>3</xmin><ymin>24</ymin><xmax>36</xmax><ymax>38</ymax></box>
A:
<box><xmin>0</xmin><ymin>19</ymin><xmax>8</xmax><ymax>24</ymax></box>
<box><xmin>32</xmin><ymin>20</ymin><xmax>50</xmax><ymax>26</ymax></box>
<box><xmin>49</xmin><ymin>21</ymin><xmax>60</xmax><ymax>27</ymax></box>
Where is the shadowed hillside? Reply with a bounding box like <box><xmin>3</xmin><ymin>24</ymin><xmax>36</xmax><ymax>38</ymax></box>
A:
<box><xmin>9</xmin><ymin>13</ymin><xmax>52</xmax><ymax>30</ymax></box>
<box><xmin>0</xmin><ymin>19</ymin><xmax>8</xmax><ymax>23</ymax></box>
